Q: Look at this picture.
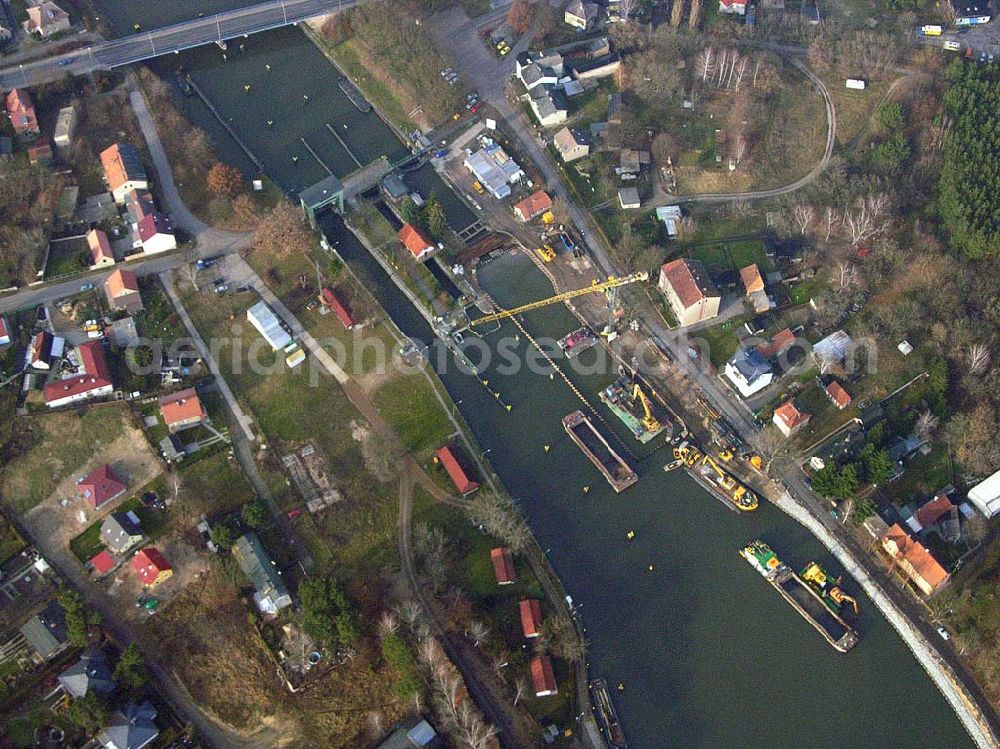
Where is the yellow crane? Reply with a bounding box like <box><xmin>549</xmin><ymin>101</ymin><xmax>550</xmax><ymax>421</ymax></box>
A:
<box><xmin>469</xmin><ymin>272</ymin><xmax>649</xmax><ymax>327</ymax></box>
<box><xmin>631</xmin><ymin>382</ymin><xmax>661</xmax><ymax>433</ymax></box>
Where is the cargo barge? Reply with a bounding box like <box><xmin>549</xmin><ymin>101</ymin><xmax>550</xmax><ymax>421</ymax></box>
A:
<box><xmin>599</xmin><ymin>376</ymin><xmax>670</xmax><ymax>444</ymax></box>
<box><xmin>558</xmin><ymin>326</ymin><xmax>598</xmax><ymax>358</ymax></box>
<box><xmin>740</xmin><ymin>540</ymin><xmax>860</xmax><ymax>652</ymax></box>
<box><xmin>590</xmin><ymin>678</ymin><xmax>627</xmax><ymax>748</ymax></box>
<box><xmin>563</xmin><ymin>411</ymin><xmax>638</xmax><ymax>492</ymax></box>
<box><xmin>673</xmin><ymin>444</ymin><xmax>757</xmax><ymax>511</ymax></box>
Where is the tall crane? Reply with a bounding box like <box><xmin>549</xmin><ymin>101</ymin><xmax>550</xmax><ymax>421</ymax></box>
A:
<box><xmin>631</xmin><ymin>382</ymin><xmax>661</xmax><ymax>433</ymax></box>
<box><xmin>469</xmin><ymin>272</ymin><xmax>648</xmax><ymax>327</ymax></box>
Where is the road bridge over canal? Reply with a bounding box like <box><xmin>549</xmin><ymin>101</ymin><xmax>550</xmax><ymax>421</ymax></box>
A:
<box><xmin>0</xmin><ymin>0</ymin><xmax>357</xmax><ymax>90</ymax></box>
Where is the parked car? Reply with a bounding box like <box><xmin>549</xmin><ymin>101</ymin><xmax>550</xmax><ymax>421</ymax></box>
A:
<box><xmin>212</xmin><ymin>277</ymin><xmax>226</xmax><ymax>286</ymax></box>
<box><xmin>236</xmin><ymin>285</ymin><xmax>251</xmax><ymax>293</ymax></box>
<box><xmin>79</xmin><ymin>283</ymin><xmax>94</xmax><ymax>292</ymax></box>
<box><xmin>470</xmin><ymin>101</ymin><xmax>482</xmax><ymax>114</ymax></box>
<box><xmin>937</xmin><ymin>627</ymin><xmax>951</xmax><ymax>641</ymax></box>
<box><xmin>214</xmin><ymin>285</ymin><xmax>229</xmax><ymax>294</ymax></box>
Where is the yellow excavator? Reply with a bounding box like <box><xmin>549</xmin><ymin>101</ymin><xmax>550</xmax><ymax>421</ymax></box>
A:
<box><xmin>801</xmin><ymin>562</ymin><xmax>860</xmax><ymax>616</ymax></box>
<box><xmin>631</xmin><ymin>383</ymin><xmax>660</xmax><ymax>434</ymax></box>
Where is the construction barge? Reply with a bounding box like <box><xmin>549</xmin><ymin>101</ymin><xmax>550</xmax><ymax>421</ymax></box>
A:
<box><xmin>590</xmin><ymin>678</ymin><xmax>627</xmax><ymax>748</ymax></box>
<box><xmin>563</xmin><ymin>411</ymin><xmax>638</xmax><ymax>493</ymax></box>
<box><xmin>558</xmin><ymin>326</ymin><xmax>598</xmax><ymax>358</ymax></box>
<box><xmin>599</xmin><ymin>375</ymin><xmax>670</xmax><ymax>444</ymax></box>
<box><xmin>673</xmin><ymin>443</ymin><xmax>758</xmax><ymax>512</ymax></box>
<box><xmin>741</xmin><ymin>540</ymin><xmax>860</xmax><ymax>653</ymax></box>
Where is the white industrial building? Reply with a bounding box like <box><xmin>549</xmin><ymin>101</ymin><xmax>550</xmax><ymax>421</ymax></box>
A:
<box><xmin>968</xmin><ymin>470</ymin><xmax>1000</xmax><ymax>518</ymax></box>
<box><xmin>463</xmin><ymin>141</ymin><xmax>524</xmax><ymax>199</ymax></box>
<box><xmin>246</xmin><ymin>301</ymin><xmax>305</xmax><ymax>367</ymax></box>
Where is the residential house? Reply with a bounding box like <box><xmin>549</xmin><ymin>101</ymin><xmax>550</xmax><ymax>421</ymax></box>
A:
<box><xmin>27</xmin><ymin>139</ymin><xmax>52</xmax><ymax>165</ymax></box>
<box><xmin>104</xmin><ymin>268</ymin><xmax>144</xmax><ymax>313</ymax></box>
<box><xmin>464</xmin><ymin>141</ymin><xmax>524</xmax><ymax>199</ymax></box>
<box><xmin>44</xmin><ymin>340</ymin><xmax>114</xmax><ymax>408</ymax></box>
<box><xmin>968</xmin><ymin>468</ymin><xmax>1000</xmax><ymax>519</ymax></box>
<box><xmin>6</xmin><ymin>88</ymin><xmax>39</xmax><ymax>137</ymax></box>
<box><xmin>320</xmin><ymin>287</ymin><xmax>354</xmax><ymax>329</ymax></box>
<box><xmin>58</xmin><ymin>647</ymin><xmax>116</xmax><ymax>698</ymax></box>
<box><xmin>515</xmin><ymin>50</ymin><xmax>564</xmax><ymax>88</ymax></box>
<box><xmin>740</xmin><ymin>265</ymin><xmax>765</xmax><ymax>295</ymax></box>
<box><xmin>657</xmin><ymin>258</ymin><xmax>721</xmax><ymax>327</ymax></box>
<box><xmin>374</xmin><ymin>716</ymin><xmax>443</xmax><ymax>749</ymax></box>
<box><xmin>78</xmin><ymin>464</ymin><xmax>126</xmax><ymax>510</ymax></box>
<box><xmin>490</xmin><ymin>547</ymin><xmax>517</xmax><ymax>585</ymax></box>
<box><xmin>656</xmin><ymin>205</ymin><xmax>682</xmax><ymax>239</ymax></box>
<box><xmin>435</xmin><ymin>445</ymin><xmax>479</xmax><ymax>496</ymax></box>
<box><xmin>825</xmin><ymin>380</ymin><xmax>852</xmax><ymax>410</ymax></box>
<box><xmin>380</xmin><ymin>172</ymin><xmax>409</xmax><ymax>204</ymax></box>
<box><xmin>881</xmin><ymin>523</ymin><xmax>949</xmax><ymax>596</ymax></box>
<box><xmin>159</xmin><ymin>388</ymin><xmax>207</xmax><ymax>432</ymax></box>
<box><xmin>98</xmin><ymin>701</ymin><xmax>159</xmax><ymax>749</ymax></box>
<box><xmin>87</xmin><ymin>229</ymin><xmax>115</xmax><ymax>268</ymax></box>
<box><xmin>23</xmin><ymin>1</ymin><xmax>71</xmax><ymax>36</ymax></box>
<box><xmin>517</xmin><ymin>62</ymin><xmax>560</xmax><ymax>92</ymax></box>
<box><xmin>100</xmin><ymin>511</ymin><xmax>143</xmax><ymax>554</ymax></box>
<box><xmin>90</xmin><ymin>550</ymin><xmax>115</xmax><ymax>576</ymax></box>
<box><xmin>618</xmin><ymin>187</ymin><xmax>640</xmax><ymax>209</ymax></box>
<box><xmin>529</xmin><ymin>87</ymin><xmax>568</xmax><ymax>127</ymax></box>
<box><xmin>53</xmin><ymin>105</ymin><xmax>75</xmax><ymax>150</ymax></box>
<box><xmin>565</xmin><ymin>0</ymin><xmax>599</xmax><ymax>29</ymax></box>
<box><xmin>519</xmin><ymin>599</ymin><xmax>543</xmax><ymax>639</ymax></box>
<box><xmin>513</xmin><ymin>190</ymin><xmax>552</xmax><ymax>222</ymax></box>
<box><xmin>398</xmin><ymin>223</ymin><xmax>435</xmax><ymax>261</ymax></box>
<box><xmin>19</xmin><ymin>600</ymin><xmax>69</xmax><ymax>662</ymax></box>
<box><xmin>125</xmin><ymin>188</ymin><xmax>156</xmax><ymax>228</ymax></box>
<box><xmin>772</xmin><ymin>400</ymin><xmax>810</xmax><ymax>437</ymax></box>
<box><xmin>719</xmin><ymin>0</ymin><xmax>748</xmax><ymax>14</ymax></box>
<box><xmin>553</xmin><ymin>127</ymin><xmax>590</xmax><ymax>163</ymax></box>
<box><xmin>619</xmin><ymin>149</ymin><xmax>650</xmax><ymax>175</ymax></box>
<box><xmin>136</xmin><ymin>213</ymin><xmax>176</xmax><ymax>255</ymax></box>
<box><xmin>0</xmin><ymin>316</ymin><xmax>9</xmax><ymax>346</ymax></box>
<box><xmin>755</xmin><ymin>328</ymin><xmax>796</xmax><ymax>360</ymax></box>
<box><xmin>29</xmin><ymin>331</ymin><xmax>53</xmax><ymax>370</ymax></box>
<box><xmin>100</xmin><ymin>143</ymin><xmax>148</xmax><ymax>204</ymax></box>
<box><xmin>725</xmin><ymin>348</ymin><xmax>774</xmax><ymax>398</ymax></box>
<box><xmin>233</xmin><ymin>532</ymin><xmax>292</xmax><ymax>615</ymax></box>
<box><xmin>914</xmin><ymin>494</ymin><xmax>961</xmax><ymax>544</ymax></box>
<box><xmin>530</xmin><ymin>655</ymin><xmax>558</xmax><ymax>697</ymax></box>
<box><xmin>132</xmin><ymin>547</ymin><xmax>172</xmax><ymax>587</ymax></box>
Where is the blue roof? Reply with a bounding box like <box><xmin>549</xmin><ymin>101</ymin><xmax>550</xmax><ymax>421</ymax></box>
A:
<box><xmin>729</xmin><ymin>348</ymin><xmax>773</xmax><ymax>382</ymax></box>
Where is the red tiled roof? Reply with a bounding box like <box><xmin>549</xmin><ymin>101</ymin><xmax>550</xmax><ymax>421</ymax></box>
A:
<box><xmin>105</xmin><ymin>268</ymin><xmax>139</xmax><ymax>298</ymax></box>
<box><xmin>756</xmin><ymin>328</ymin><xmax>795</xmax><ymax>359</ymax></box>
<box><xmin>6</xmin><ymin>88</ymin><xmax>38</xmax><ymax>134</ymax></box>
<box><xmin>513</xmin><ymin>190</ymin><xmax>553</xmax><ymax>221</ymax></box>
<box><xmin>44</xmin><ymin>340</ymin><xmax>113</xmax><ymax>404</ymax></box>
<box><xmin>882</xmin><ymin>523</ymin><xmax>949</xmax><ymax>592</ymax></box>
<box><xmin>31</xmin><ymin>331</ymin><xmax>52</xmax><ymax>366</ymax></box>
<box><xmin>0</xmin><ymin>316</ymin><xmax>8</xmax><ymax>342</ymax></box>
<box><xmin>398</xmin><ymin>223</ymin><xmax>433</xmax><ymax>260</ymax></box>
<box><xmin>436</xmin><ymin>445</ymin><xmax>479</xmax><ymax>495</ymax></box>
<box><xmin>320</xmin><ymin>287</ymin><xmax>354</xmax><ymax>329</ymax></box>
<box><xmin>132</xmin><ymin>547</ymin><xmax>172</xmax><ymax>586</ymax></box>
<box><xmin>825</xmin><ymin>380</ymin><xmax>852</xmax><ymax>409</ymax></box>
<box><xmin>137</xmin><ymin>212</ymin><xmax>173</xmax><ymax>242</ymax></box>
<box><xmin>660</xmin><ymin>259</ymin><xmax>718</xmax><ymax>309</ymax></box>
<box><xmin>90</xmin><ymin>550</ymin><xmax>115</xmax><ymax>575</ymax></box>
<box><xmin>78</xmin><ymin>464</ymin><xmax>125</xmax><ymax>509</ymax></box>
<box><xmin>721</xmin><ymin>0</ymin><xmax>746</xmax><ymax>6</ymax></box>
<box><xmin>519</xmin><ymin>599</ymin><xmax>543</xmax><ymax>638</ymax></box>
<box><xmin>490</xmin><ymin>547</ymin><xmax>517</xmax><ymax>585</ymax></box>
<box><xmin>916</xmin><ymin>495</ymin><xmax>957</xmax><ymax>529</ymax></box>
<box><xmin>159</xmin><ymin>388</ymin><xmax>206</xmax><ymax>428</ymax></box>
<box><xmin>530</xmin><ymin>655</ymin><xmax>557</xmax><ymax>696</ymax></box>
<box><xmin>774</xmin><ymin>400</ymin><xmax>810</xmax><ymax>430</ymax></box>
<box><xmin>740</xmin><ymin>264</ymin><xmax>764</xmax><ymax>294</ymax></box>
<box><xmin>87</xmin><ymin>229</ymin><xmax>114</xmax><ymax>265</ymax></box>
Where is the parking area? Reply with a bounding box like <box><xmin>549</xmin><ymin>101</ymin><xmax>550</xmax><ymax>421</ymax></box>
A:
<box><xmin>914</xmin><ymin>21</ymin><xmax>1000</xmax><ymax>62</ymax></box>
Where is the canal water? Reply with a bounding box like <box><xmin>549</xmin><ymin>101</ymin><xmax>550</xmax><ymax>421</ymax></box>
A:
<box><xmin>319</xmin><ymin>212</ymin><xmax>974</xmax><ymax>749</ymax></box>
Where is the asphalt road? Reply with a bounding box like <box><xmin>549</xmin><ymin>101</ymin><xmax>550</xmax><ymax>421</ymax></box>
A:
<box><xmin>0</xmin><ymin>0</ymin><xmax>356</xmax><ymax>90</ymax></box>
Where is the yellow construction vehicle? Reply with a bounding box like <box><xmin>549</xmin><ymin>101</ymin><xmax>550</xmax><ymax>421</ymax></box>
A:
<box><xmin>469</xmin><ymin>272</ymin><xmax>649</xmax><ymax>327</ymax></box>
<box><xmin>631</xmin><ymin>383</ymin><xmax>661</xmax><ymax>434</ymax></box>
<box><xmin>718</xmin><ymin>449</ymin><xmax>734</xmax><ymax>462</ymax></box>
<box><xmin>801</xmin><ymin>562</ymin><xmax>860</xmax><ymax>616</ymax></box>
<box><xmin>536</xmin><ymin>245</ymin><xmax>556</xmax><ymax>262</ymax></box>
<box><xmin>541</xmin><ymin>210</ymin><xmax>555</xmax><ymax>225</ymax></box>
<box><xmin>748</xmin><ymin>454</ymin><xmax>763</xmax><ymax>470</ymax></box>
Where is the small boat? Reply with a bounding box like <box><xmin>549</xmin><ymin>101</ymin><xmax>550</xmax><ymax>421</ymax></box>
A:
<box><xmin>663</xmin><ymin>459</ymin><xmax>684</xmax><ymax>472</ymax></box>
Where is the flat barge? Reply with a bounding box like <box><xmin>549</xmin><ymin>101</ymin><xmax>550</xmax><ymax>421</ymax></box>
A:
<box><xmin>590</xmin><ymin>678</ymin><xmax>627</xmax><ymax>748</ymax></box>
<box><xmin>338</xmin><ymin>77</ymin><xmax>372</xmax><ymax>112</ymax></box>
<box><xmin>741</xmin><ymin>540</ymin><xmax>860</xmax><ymax>653</ymax></box>
<box><xmin>673</xmin><ymin>444</ymin><xmax>757</xmax><ymax>512</ymax></box>
<box><xmin>558</xmin><ymin>326</ymin><xmax>598</xmax><ymax>358</ymax></box>
<box><xmin>563</xmin><ymin>410</ymin><xmax>638</xmax><ymax>493</ymax></box>
<box><xmin>599</xmin><ymin>375</ymin><xmax>670</xmax><ymax>444</ymax></box>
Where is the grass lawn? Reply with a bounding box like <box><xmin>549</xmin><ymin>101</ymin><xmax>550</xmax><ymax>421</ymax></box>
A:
<box><xmin>176</xmin><ymin>450</ymin><xmax>255</xmax><ymax>520</ymax></box>
<box><xmin>696</xmin><ymin>316</ymin><xmax>746</xmax><ymax>369</ymax></box>
<box><xmin>374</xmin><ymin>374</ymin><xmax>453</xmax><ymax>457</ymax></box>
<box><xmin>324</xmin><ymin>38</ymin><xmax>412</xmax><ymax>132</ymax></box>
<box><xmin>43</xmin><ymin>237</ymin><xmax>90</xmax><ymax>280</ymax></box>
<box><xmin>1</xmin><ymin>405</ymin><xmax>130</xmax><ymax>514</ymax></box>
<box><xmin>0</xmin><ymin>516</ymin><xmax>27</xmax><ymax>566</ymax></box>
<box><xmin>788</xmin><ymin>276</ymin><xmax>824</xmax><ymax>305</ymax></box>
<box><xmin>687</xmin><ymin>237</ymin><xmax>769</xmax><ymax>276</ymax></box>
<box><xmin>881</xmin><ymin>445</ymin><xmax>954</xmax><ymax>506</ymax></box>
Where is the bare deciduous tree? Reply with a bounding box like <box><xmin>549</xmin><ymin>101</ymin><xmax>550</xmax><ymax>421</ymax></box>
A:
<box><xmin>618</xmin><ymin>0</ymin><xmax>637</xmax><ymax>21</ymax></box>
<box><xmin>464</xmin><ymin>491</ymin><xmax>531</xmax><ymax>551</ymax></box>
<box><xmin>466</xmin><ymin>620</ymin><xmax>489</xmax><ymax>648</ymax></box>
<box><xmin>396</xmin><ymin>598</ymin><xmax>424</xmax><ymax>632</ymax></box>
<box><xmin>734</xmin><ymin>136</ymin><xmax>747</xmax><ymax>165</ymax></box>
<box><xmin>378</xmin><ymin>611</ymin><xmax>399</xmax><ymax>638</ymax></box>
<box><xmin>360</xmin><ymin>427</ymin><xmax>404</xmax><ymax>483</ymax></box>
<box><xmin>514</xmin><ymin>676</ymin><xmax>529</xmax><ymax>706</ymax></box>
<box><xmin>843</xmin><ymin>194</ymin><xmax>890</xmax><ymax>245</ymax></box>
<box><xmin>966</xmin><ymin>343</ymin><xmax>991</xmax><ymax>376</ymax></box>
<box><xmin>823</xmin><ymin>206</ymin><xmax>839</xmax><ymax>241</ymax></box>
<box><xmin>752</xmin><ymin>425</ymin><xmax>792</xmax><ymax>472</ymax></box>
<box><xmin>733</xmin><ymin>56</ymin><xmax>750</xmax><ymax>92</ymax></box>
<box><xmin>792</xmin><ymin>204</ymin><xmax>815</xmax><ymax>235</ymax></box>
<box><xmin>670</xmin><ymin>0</ymin><xmax>685</xmax><ymax>27</ymax></box>
<box><xmin>537</xmin><ymin>615</ymin><xmax>585</xmax><ymax>662</ymax></box>
<box><xmin>915</xmin><ymin>410</ymin><xmax>940</xmax><ymax>443</ymax></box>
<box><xmin>696</xmin><ymin>47</ymin><xmax>715</xmax><ymax>84</ymax></box>
<box><xmin>836</xmin><ymin>261</ymin><xmax>860</xmax><ymax>290</ymax></box>
<box><xmin>688</xmin><ymin>0</ymin><xmax>702</xmax><ymax>28</ymax></box>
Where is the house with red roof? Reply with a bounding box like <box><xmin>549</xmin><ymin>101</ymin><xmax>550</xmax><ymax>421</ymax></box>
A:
<box><xmin>136</xmin><ymin>212</ymin><xmax>176</xmax><ymax>255</ymax></box>
<box><xmin>755</xmin><ymin>328</ymin><xmax>795</xmax><ymax>360</ymax></box>
<box><xmin>159</xmin><ymin>388</ymin><xmax>207</xmax><ymax>433</ymax></box>
<box><xmin>772</xmin><ymin>400</ymin><xmax>810</xmax><ymax>438</ymax></box>
<box><xmin>104</xmin><ymin>268</ymin><xmax>143</xmax><ymax>313</ymax></box>
<box><xmin>320</xmin><ymin>287</ymin><xmax>354</xmax><ymax>329</ymax></box>
<box><xmin>658</xmin><ymin>258</ymin><xmax>720</xmax><ymax>327</ymax></box>
<box><xmin>513</xmin><ymin>190</ymin><xmax>552</xmax><ymax>223</ymax></box>
<box><xmin>78</xmin><ymin>464</ymin><xmax>126</xmax><ymax>510</ymax></box>
<box><xmin>519</xmin><ymin>599</ymin><xmax>543</xmax><ymax>639</ymax></box>
<box><xmin>825</xmin><ymin>380</ymin><xmax>852</xmax><ymax>410</ymax></box>
<box><xmin>87</xmin><ymin>229</ymin><xmax>115</xmax><ymax>268</ymax></box>
<box><xmin>881</xmin><ymin>523</ymin><xmax>949</xmax><ymax>596</ymax></box>
<box><xmin>44</xmin><ymin>340</ymin><xmax>114</xmax><ymax>408</ymax></box>
<box><xmin>0</xmin><ymin>316</ymin><xmax>10</xmax><ymax>346</ymax></box>
<box><xmin>435</xmin><ymin>445</ymin><xmax>479</xmax><ymax>496</ymax></box>
<box><xmin>398</xmin><ymin>223</ymin><xmax>434</xmax><ymax>261</ymax></box>
<box><xmin>490</xmin><ymin>547</ymin><xmax>517</xmax><ymax>585</ymax></box>
<box><xmin>23</xmin><ymin>2</ymin><xmax>71</xmax><ymax>37</ymax></box>
<box><xmin>914</xmin><ymin>494</ymin><xmax>962</xmax><ymax>543</ymax></box>
<box><xmin>530</xmin><ymin>655</ymin><xmax>558</xmax><ymax>697</ymax></box>
<box><xmin>719</xmin><ymin>0</ymin><xmax>747</xmax><ymax>14</ymax></box>
<box><xmin>90</xmin><ymin>550</ymin><xmax>115</xmax><ymax>576</ymax></box>
<box><xmin>6</xmin><ymin>89</ymin><xmax>39</xmax><ymax>137</ymax></box>
<box><xmin>100</xmin><ymin>143</ymin><xmax>148</xmax><ymax>204</ymax></box>
<box><xmin>27</xmin><ymin>140</ymin><xmax>52</xmax><ymax>165</ymax></box>
<box><xmin>132</xmin><ymin>547</ymin><xmax>173</xmax><ymax>587</ymax></box>
<box><xmin>29</xmin><ymin>331</ymin><xmax>53</xmax><ymax>370</ymax></box>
